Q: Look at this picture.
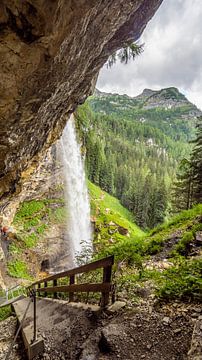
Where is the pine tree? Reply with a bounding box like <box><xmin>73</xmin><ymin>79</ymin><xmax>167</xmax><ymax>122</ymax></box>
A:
<box><xmin>190</xmin><ymin>116</ymin><xmax>202</xmax><ymax>203</ymax></box>
<box><xmin>172</xmin><ymin>158</ymin><xmax>193</xmax><ymax>212</ymax></box>
<box><xmin>107</xmin><ymin>42</ymin><xmax>143</xmax><ymax>67</ymax></box>
<box><xmin>172</xmin><ymin>116</ymin><xmax>202</xmax><ymax>211</ymax></box>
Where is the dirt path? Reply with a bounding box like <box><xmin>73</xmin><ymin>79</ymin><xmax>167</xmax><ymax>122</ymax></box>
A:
<box><xmin>5</xmin><ymin>297</ymin><xmax>200</xmax><ymax>360</ymax></box>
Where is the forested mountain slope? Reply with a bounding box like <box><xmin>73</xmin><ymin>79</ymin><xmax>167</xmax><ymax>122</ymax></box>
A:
<box><xmin>76</xmin><ymin>88</ymin><xmax>201</xmax><ymax>229</ymax></box>
<box><xmin>92</xmin><ymin>87</ymin><xmax>201</xmax><ymax>141</ymax></box>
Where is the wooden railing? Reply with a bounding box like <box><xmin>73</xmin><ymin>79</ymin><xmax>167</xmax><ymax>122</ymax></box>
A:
<box><xmin>29</xmin><ymin>256</ymin><xmax>114</xmax><ymax>308</ymax></box>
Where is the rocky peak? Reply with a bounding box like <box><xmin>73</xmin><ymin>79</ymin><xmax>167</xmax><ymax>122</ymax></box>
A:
<box><xmin>140</xmin><ymin>87</ymin><xmax>199</xmax><ymax>111</ymax></box>
<box><xmin>138</xmin><ymin>88</ymin><xmax>157</xmax><ymax>98</ymax></box>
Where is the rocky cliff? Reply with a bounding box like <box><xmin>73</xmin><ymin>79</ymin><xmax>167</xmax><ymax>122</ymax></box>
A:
<box><xmin>0</xmin><ymin>0</ymin><xmax>162</xmax><ymax>208</ymax></box>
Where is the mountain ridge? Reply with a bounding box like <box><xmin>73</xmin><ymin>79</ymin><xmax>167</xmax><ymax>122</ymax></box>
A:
<box><xmin>95</xmin><ymin>87</ymin><xmax>201</xmax><ymax>114</ymax></box>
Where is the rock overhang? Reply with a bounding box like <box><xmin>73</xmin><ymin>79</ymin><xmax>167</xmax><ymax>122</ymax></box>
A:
<box><xmin>0</xmin><ymin>0</ymin><xmax>163</xmax><ymax>206</ymax></box>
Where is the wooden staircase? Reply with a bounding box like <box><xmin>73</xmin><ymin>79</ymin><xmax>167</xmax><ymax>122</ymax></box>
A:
<box><xmin>12</xmin><ymin>256</ymin><xmax>114</xmax><ymax>360</ymax></box>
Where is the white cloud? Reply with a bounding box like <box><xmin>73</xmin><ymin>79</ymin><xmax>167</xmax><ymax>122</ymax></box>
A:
<box><xmin>97</xmin><ymin>0</ymin><xmax>202</xmax><ymax>110</ymax></box>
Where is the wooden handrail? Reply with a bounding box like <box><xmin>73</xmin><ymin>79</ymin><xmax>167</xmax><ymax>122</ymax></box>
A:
<box><xmin>37</xmin><ymin>283</ymin><xmax>111</xmax><ymax>294</ymax></box>
<box><xmin>31</xmin><ymin>255</ymin><xmax>114</xmax><ymax>286</ymax></box>
<box><xmin>29</xmin><ymin>256</ymin><xmax>114</xmax><ymax>308</ymax></box>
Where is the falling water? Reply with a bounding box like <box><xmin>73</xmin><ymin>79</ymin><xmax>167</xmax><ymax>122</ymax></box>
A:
<box><xmin>60</xmin><ymin>114</ymin><xmax>92</xmax><ymax>263</ymax></box>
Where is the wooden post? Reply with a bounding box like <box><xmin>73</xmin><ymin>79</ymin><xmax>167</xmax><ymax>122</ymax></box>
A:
<box><xmin>44</xmin><ymin>282</ymin><xmax>47</xmax><ymax>298</ymax></box>
<box><xmin>53</xmin><ymin>279</ymin><xmax>57</xmax><ymax>299</ymax></box>
<box><xmin>69</xmin><ymin>275</ymin><xmax>75</xmax><ymax>302</ymax></box>
<box><xmin>33</xmin><ymin>289</ymin><xmax>37</xmax><ymax>343</ymax></box>
<box><xmin>101</xmin><ymin>265</ymin><xmax>112</xmax><ymax>308</ymax></box>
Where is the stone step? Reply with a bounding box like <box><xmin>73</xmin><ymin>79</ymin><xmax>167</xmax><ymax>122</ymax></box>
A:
<box><xmin>13</xmin><ymin>297</ymin><xmax>44</xmax><ymax>360</ymax></box>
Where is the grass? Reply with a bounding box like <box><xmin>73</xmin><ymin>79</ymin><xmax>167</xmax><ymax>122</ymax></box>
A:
<box><xmin>141</xmin><ymin>204</ymin><xmax>202</xmax><ymax>256</ymax></box>
<box><xmin>14</xmin><ymin>200</ymin><xmax>45</xmax><ymax>221</ymax></box>
<box><xmin>149</xmin><ymin>204</ymin><xmax>202</xmax><ymax>236</ymax></box>
<box><xmin>22</xmin><ymin>233</ymin><xmax>38</xmax><ymax>248</ymax></box>
<box><xmin>88</xmin><ymin>181</ymin><xmax>144</xmax><ymax>237</ymax></box>
<box><xmin>9</xmin><ymin>184</ymin><xmax>202</xmax><ymax>303</ymax></box>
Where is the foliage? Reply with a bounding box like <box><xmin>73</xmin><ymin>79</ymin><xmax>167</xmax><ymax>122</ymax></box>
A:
<box><xmin>76</xmin><ymin>87</ymin><xmax>198</xmax><ymax>228</ymax></box>
<box><xmin>173</xmin><ymin>231</ymin><xmax>194</xmax><ymax>256</ymax></box>
<box><xmin>36</xmin><ymin>223</ymin><xmax>48</xmax><ymax>234</ymax></box>
<box><xmin>149</xmin><ymin>203</ymin><xmax>202</xmax><ymax>236</ymax></box>
<box><xmin>14</xmin><ymin>200</ymin><xmax>45</xmax><ymax>221</ymax></box>
<box><xmin>172</xmin><ymin>116</ymin><xmax>202</xmax><ymax>211</ymax></box>
<box><xmin>22</xmin><ymin>233</ymin><xmax>38</xmax><ymax>248</ymax></box>
<box><xmin>7</xmin><ymin>260</ymin><xmax>32</xmax><ymax>280</ymax></box>
<box><xmin>157</xmin><ymin>259</ymin><xmax>202</xmax><ymax>300</ymax></box>
<box><xmin>50</xmin><ymin>207</ymin><xmax>66</xmax><ymax>223</ymax></box>
<box><xmin>0</xmin><ymin>306</ymin><xmax>12</xmax><ymax>321</ymax></box>
<box><xmin>107</xmin><ymin>42</ymin><xmax>143</xmax><ymax>67</ymax></box>
<box><xmin>88</xmin><ymin>181</ymin><xmax>144</xmax><ymax>252</ymax></box>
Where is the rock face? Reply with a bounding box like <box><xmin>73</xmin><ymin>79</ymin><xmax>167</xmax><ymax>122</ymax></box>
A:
<box><xmin>0</xmin><ymin>0</ymin><xmax>162</xmax><ymax>205</ymax></box>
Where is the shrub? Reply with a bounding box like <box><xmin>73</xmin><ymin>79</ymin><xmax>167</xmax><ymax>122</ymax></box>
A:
<box><xmin>174</xmin><ymin>231</ymin><xmax>194</xmax><ymax>256</ymax></box>
<box><xmin>0</xmin><ymin>306</ymin><xmax>12</xmax><ymax>321</ymax></box>
<box><xmin>157</xmin><ymin>259</ymin><xmax>202</xmax><ymax>300</ymax></box>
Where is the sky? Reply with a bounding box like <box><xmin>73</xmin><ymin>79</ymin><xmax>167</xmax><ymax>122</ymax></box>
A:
<box><xmin>97</xmin><ymin>0</ymin><xmax>202</xmax><ymax>110</ymax></box>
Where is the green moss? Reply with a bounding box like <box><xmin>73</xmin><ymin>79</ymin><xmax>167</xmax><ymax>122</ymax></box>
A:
<box><xmin>7</xmin><ymin>260</ymin><xmax>32</xmax><ymax>280</ymax></box>
<box><xmin>22</xmin><ymin>233</ymin><xmax>38</xmax><ymax>248</ymax></box>
<box><xmin>14</xmin><ymin>200</ymin><xmax>45</xmax><ymax>222</ymax></box>
<box><xmin>36</xmin><ymin>224</ymin><xmax>48</xmax><ymax>234</ymax></box>
<box><xmin>9</xmin><ymin>243</ymin><xmax>23</xmax><ymax>255</ymax></box>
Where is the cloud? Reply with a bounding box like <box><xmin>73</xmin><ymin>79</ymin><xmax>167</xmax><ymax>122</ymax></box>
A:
<box><xmin>97</xmin><ymin>0</ymin><xmax>202</xmax><ymax>110</ymax></box>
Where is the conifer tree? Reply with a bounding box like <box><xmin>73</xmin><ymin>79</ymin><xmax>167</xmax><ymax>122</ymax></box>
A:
<box><xmin>190</xmin><ymin>116</ymin><xmax>202</xmax><ymax>203</ymax></box>
<box><xmin>172</xmin><ymin>116</ymin><xmax>202</xmax><ymax>211</ymax></box>
<box><xmin>172</xmin><ymin>158</ymin><xmax>193</xmax><ymax>211</ymax></box>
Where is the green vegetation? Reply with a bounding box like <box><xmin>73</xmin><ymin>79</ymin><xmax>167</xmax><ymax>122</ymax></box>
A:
<box><xmin>172</xmin><ymin>116</ymin><xmax>202</xmax><ymax>211</ymax></box>
<box><xmin>76</xmin><ymin>88</ymin><xmax>200</xmax><ymax>229</ymax></box>
<box><xmin>14</xmin><ymin>200</ymin><xmax>45</xmax><ymax>221</ymax></box>
<box><xmin>107</xmin><ymin>42</ymin><xmax>143</xmax><ymax>67</ymax></box>
<box><xmin>149</xmin><ymin>203</ymin><xmax>202</xmax><ymax>235</ymax></box>
<box><xmin>88</xmin><ymin>181</ymin><xmax>144</xmax><ymax>254</ymax></box>
<box><xmin>50</xmin><ymin>207</ymin><xmax>66</xmax><ymax>223</ymax></box>
<box><xmin>86</xmin><ymin>202</ymin><xmax>202</xmax><ymax>302</ymax></box>
<box><xmin>0</xmin><ymin>306</ymin><xmax>12</xmax><ymax>321</ymax></box>
<box><xmin>157</xmin><ymin>260</ymin><xmax>202</xmax><ymax>300</ymax></box>
<box><xmin>12</xmin><ymin>198</ymin><xmax>65</xmax><ymax>251</ymax></box>
<box><xmin>8</xmin><ymin>197</ymin><xmax>66</xmax><ymax>279</ymax></box>
<box><xmin>7</xmin><ymin>260</ymin><xmax>32</xmax><ymax>280</ymax></box>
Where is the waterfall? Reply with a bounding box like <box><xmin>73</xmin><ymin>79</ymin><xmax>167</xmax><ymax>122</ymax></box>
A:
<box><xmin>60</xmin><ymin>114</ymin><xmax>92</xmax><ymax>263</ymax></box>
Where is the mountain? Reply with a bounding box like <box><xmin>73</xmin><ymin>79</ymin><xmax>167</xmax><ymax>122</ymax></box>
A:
<box><xmin>76</xmin><ymin>88</ymin><xmax>201</xmax><ymax>229</ymax></box>
<box><xmin>89</xmin><ymin>87</ymin><xmax>201</xmax><ymax>142</ymax></box>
